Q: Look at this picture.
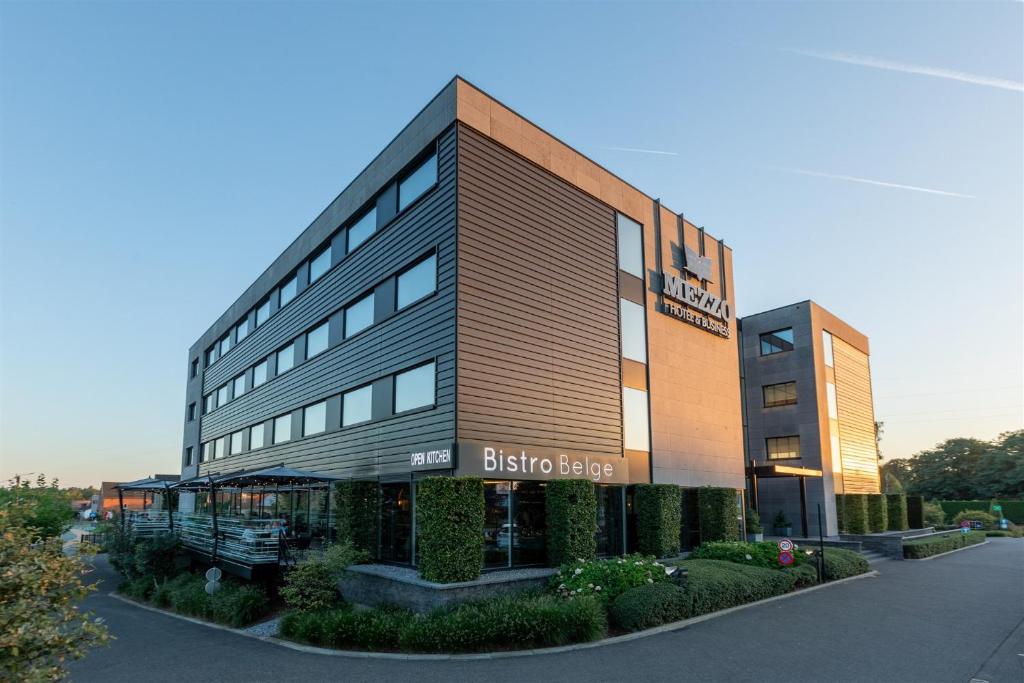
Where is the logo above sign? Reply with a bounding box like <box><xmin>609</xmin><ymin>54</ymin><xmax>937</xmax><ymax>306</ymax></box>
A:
<box><xmin>656</xmin><ymin>240</ymin><xmax>731</xmax><ymax>338</ymax></box>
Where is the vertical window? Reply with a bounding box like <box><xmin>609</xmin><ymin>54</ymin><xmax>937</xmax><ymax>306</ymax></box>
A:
<box><xmin>204</xmin><ymin>393</ymin><xmax>215</xmax><ymax>414</ymax></box>
<box><xmin>214</xmin><ymin>436</ymin><xmax>226</xmax><ymax>460</ymax></box>
<box><xmin>276</xmin><ymin>343</ymin><xmax>295</xmax><ymax>374</ymax></box>
<box><xmin>398</xmin><ymin>153</ymin><xmax>437</xmax><ymax>211</ymax></box>
<box><xmin>826</xmin><ymin>382</ymin><xmax>838</xmax><ymax>420</ymax></box>
<box><xmin>250</xmin><ymin>423</ymin><xmax>265</xmax><ymax>449</ymax></box>
<box><xmin>256</xmin><ymin>298</ymin><xmax>271</xmax><ymax>327</ymax></box>
<box><xmin>187</xmin><ymin>402</ymin><xmax>196</xmax><ymax>421</ymax></box>
<box><xmin>822</xmin><ymin>330</ymin><xmax>834</xmax><ymax>367</ymax></box>
<box><xmin>253</xmin><ymin>359</ymin><xmax>268</xmax><ymax>387</ymax></box>
<box><xmin>762</xmin><ymin>382</ymin><xmax>798</xmax><ymax>408</ymax></box>
<box><xmin>616</xmin><ymin>213</ymin><xmax>644</xmax><ymax>279</ymax></box>
<box><xmin>619</xmin><ymin>299</ymin><xmax>647</xmax><ymax>363</ymax></box>
<box><xmin>201</xmin><ymin>442</ymin><xmax>211</xmax><ymax>463</ymax></box>
<box><xmin>309</xmin><ymin>246</ymin><xmax>331</xmax><ymax>283</ymax></box>
<box><xmin>344</xmin><ymin>293</ymin><xmax>375</xmax><ymax>338</ymax></box>
<box><xmin>236</xmin><ymin>318</ymin><xmax>250</xmax><ymax>343</ymax></box>
<box><xmin>767</xmin><ymin>436</ymin><xmax>801</xmax><ymax>460</ymax></box>
<box><xmin>205</xmin><ymin>346</ymin><xmax>218</xmax><ymax>366</ymax></box>
<box><xmin>379</xmin><ymin>483</ymin><xmax>412</xmax><ymax>563</ymax></box>
<box><xmin>342</xmin><ymin>385</ymin><xmax>373</xmax><ymax>426</ymax></box>
<box><xmin>190</xmin><ymin>358</ymin><xmax>199</xmax><ymax>378</ymax></box>
<box><xmin>233</xmin><ymin>374</ymin><xmax>246</xmax><ymax>398</ymax></box>
<box><xmin>347</xmin><ymin>207</ymin><xmax>376</xmax><ymax>252</ymax></box>
<box><xmin>230</xmin><ymin>431</ymin><xmax>243</xmax><ymax>455</ymax></box>
<box><xmin>185</xmin><ymin>446</ymin><xmax>194</xmax><ymax>466</ymax></box>
<box><xmin>279</xmin><ymin>275</ymin><xmax>298</xmax><ymax>307</ymax></box>
<box><xmin>622</xmin><ymin>387</ymin><xmax>650</xmax><ymax>451</ymax></box>
<box><xmin>217</xmin><ymin>384</ymin><xmax>229</xmax><ymax>407</ymax></box>
<box><xmin>759</xmin><ymin>328</ymin><xmax>794</xmax><ymax>356</ymax></box>
<box><xmin>273</xmin><ymin>415</ymin><xmax>292</xmax><ymax>444</ymax></box>
<box><xmin>306</xmin><ymin>322</ymin><xmax>329</xmax><ymax>358</ymax></box>
<box><xmin>303</xmin><ymin>401</ymin><xmax>327</xmax><ymax>436</ymax></box>
<box><xmin>396</xmin><ymin>254</ymin><xmax>437</xmax><ymax>309</ymax></box>
<box><xmin>219</xmin><ymin>334</ymin><xmax>231</xmax><ymax>356</ymax></box>
<box><xmin>394</xmin><ymin>362</ymin><xmax>435</xmax><ymax>413</ymax></box>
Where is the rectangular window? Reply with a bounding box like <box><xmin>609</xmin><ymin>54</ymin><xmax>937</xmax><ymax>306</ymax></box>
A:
<box><xmin>250</xmin><ymin>423</ymin><xmax>265</xmax><ymax>449</ymax></box>
<box><xmin>822</xmin><ymin>330</ymin><xmax>834</xmax><ymax>367</ymax></box>
<box><xmin>343</xmin><ymin>385</ymin><xmax>373</xmax><ymax>426</ymax></box>
<box><xmin>767</xmin><ymin>436</ymin><xmax>801</xmax><ymax>460</ymax></box>
<box><xmin>617</xmin><ymin>214</ymin><xmax>644</xmax><ymax>279</ymax></box>
<box><xmin>190</xmin><ymin>358</ymin><xmax>199</xmax><ymax>378</ymax></box>
<box><xmin>306</xmin><ymin>322</ymin><xmax>329</xmax><ymax>358</ymax></box>
<box><xmin>273</xmin><ymin>415</ymin><xmax>292</xmax><ymax>444</ymax></box>
<box><xmin>187</xmin><ymin>402</ymin><xmax>196</xmax><ymax>421</ymax></box>
<box><xmin>185</xmin><ymin>446</ymin><xmax>194</xmax><ymax>466</ymax></box>
<box><xmin>236</xmin><ymin>318</ymin><xmax>250</xmax><ymax>343</ymax></box>
<box><xmin>230</xmin><ymin>431</ymin><xmax>243</xmax><ymax>455</ymax></box>
<box><xmin>347</xmin><ymin>207</ymin><xmax>376</xmax><ymax>252</ymax></box>
<box><xmin>394</xmin><ymin>362</ymin><xmax>435</xmax><ymax>413</ymax></box>
<box><xmin>344</xmin><ymin>293</ymin><xmax>374</xmax><ymax>338</ymax></box>
<box><xmin>253</xmin><ymin>359</ymin><xmax>268</xmax><ymax>387</ymax></box>
<box><xmin>619</xmin><ymin>299</ymin><xmax>647</xmax><ymax>363</ymax></box>
<box><xmin>233</xmin><ymin>374</ymin><xmax>246</xmax><ymax>398</ymax></box>
<box><xmin>204</xmin><ymin>393</ymin><xmax>215</xmax><ymax>414</ymax></box>
<box><xmin>396</xmin><ymin>254</ymin><xmax>437</xmax><ymax>309</ymax></box>
<box><xmin>219</xmin><ymin>334</ymin><xmax>231</xmax><ymax>356</ymax></box>
<box><xmin>398</xmin><ymin>153</ymin><xmax>437</xmax><ymax>211</ymax></box>
<box><xmin>205</xmin><ymin>346</ymin><xmax>218</xmax><ymax>366</ymax></box>
<box><xmin>214</xmin><ymin>436</ymin><xmax>226</xmax><ymax>460</ymax></box>
<box><xmin>256</xmin><ymin>298</ymin><xmax>271</xmax><ymax>327</ymax></box>
<box><xmin>763</xmin><ymin>382</ymin><xmax>797</xmax><ymax>408</ymax></box>
<box><xmin>303</xmin><ymin>401</ymin><xmax>327</xmax><ymax>436</ymax></box>
<box><xmin>276</xmin><ymin>343</ymin><xmax>295</xmax><ymax>374</ymax></box>
<box><xmin>216</xmin><ymin>384</ymin><xmax>229</xmax><ymax>407</ymax></box>
<box><xmin>826</xmin><ymin>382</ymin><xmax>838</xmax><ymax>420</ymax></box>
<box><xmin>760</xmin><ymin>328</ymin><xmax>794</xmax><ymax>356</ymax></box>
<box><xmin>309</xmin><ymin>246</ymin><xmax>331</xmax><ymax>283</ymax></box>
<box><xmin>622</xmin><ymin>387</ymin><xmax>650</xmax><ymax>452</ymax></box>
<box><xmin>201</xmin><ymin>442</ymin><xmax>211</xmax><ymax>463</ymax></box>
<box><xmin>279</xmin><ymin>275</ymin><xmax>298</xmax><ymax>307</ymax></box>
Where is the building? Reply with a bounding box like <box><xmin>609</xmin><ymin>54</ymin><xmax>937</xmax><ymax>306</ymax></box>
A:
<box><xmin>739</xmin><ymin>301</ymin><xmax>881</xmax><ymax>537</ymax></box>
<box><xmin>179</xmin><ymin>76</ymin><xmax>746</xmax><ymax>569</ymax></box>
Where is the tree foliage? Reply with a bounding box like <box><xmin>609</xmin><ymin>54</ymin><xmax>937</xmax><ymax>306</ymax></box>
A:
<box><xmin>882</xmin><ymin>430</ymin><xmax>1024</xmax><ymax>500</ymax></box>
<box><xmin>0</xmin><ymin>475</ymin><xmax>75</xmax><ymax>541</ymax></box>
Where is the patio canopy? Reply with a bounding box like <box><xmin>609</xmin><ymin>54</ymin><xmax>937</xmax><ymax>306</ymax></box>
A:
<box><xmin>116</xmin><ymin>476</ymin><xmax>179</xmax><ymax>492</ymax></box>
<box><xmin>213</xmin><ymin>465</ymin><xmax>342</xmax><ymax>488</ymax></box>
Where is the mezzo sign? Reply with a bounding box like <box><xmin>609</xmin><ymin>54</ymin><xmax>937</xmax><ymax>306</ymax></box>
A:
<box><xmin>657</xmin><ymin>242</ymin><xmax>731</xmax><ymax>338</ymax></box>
<box><xmin>457</xmin><ymin>442</ymin><xmax>628</xmax><ymax>484</ymax></box>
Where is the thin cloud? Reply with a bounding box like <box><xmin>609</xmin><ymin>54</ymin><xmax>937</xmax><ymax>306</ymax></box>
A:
<box><xmin>773</xmin><ymin>166</ymin><xmax>976</xmax><ymax>199</ymax></box>
<box><xmin>782</xmin><ymin>48</ymin><xmax>1024</xmax><ymax>93</ymax></box>
<box><xmin>599</xmin><ymin>145</ymin><xmax>679</xmax><ymax>156</ymax></box>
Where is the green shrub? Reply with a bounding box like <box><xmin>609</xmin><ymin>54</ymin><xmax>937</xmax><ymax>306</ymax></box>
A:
<box><xmin>886</xmin><ymin>494</ymin><xmax>909</xmax><ymax>531</ymax></box>
<box><xmin>551</xmin><ymin>555</ymin><xmax>669</xmax><ymax>602</ymax></box>
<box><xmin>335</xmin><ymin>481</ymin><xmax>379</xmax><ymax>557</ymax></box>
<box><xmin>152</xmin><ymin>573</ymin><xmax>194</xmax><ymax>608</ymax></box>
<box><xmin>922</xmin><ymin>500</ymin><xmax>946</xmax><ymax>527</ymax></box>
<box><xmin>938</xmin><ymin>500</ymin><xmax>1024</xmax><ymax>524</ymax></box>
<box><xmin>691</xmin><ymin>540</ymin><xmax>812</xmax><ymax>570</ymax></box>
<box><xmin>906</xmin><ymin>495</ymin><xmax>925</xmax><ymax>528</ymax></box>
<box><xmin>698</xmin><ymin>487</ymin><xmax>740</xmax><ymax>542</ymax></box>
<box><xmin>105</xmin><ymin>525</ymin><xmax>139</xmax><ymax>578</ymax></box>
<box><xmin>168</xmin><ymin>574</ymin><xmax>211</xmax><ymax>619</ymax></box>
<box><xmin>771</xmin><ymin>509</ymin><xmax>792</xmax><ymax>530</ymax></box>
<box><xmin>781</xmin><ymin>563</ymin><xmax>819</xmax><ymax>588</ymax></box>
<box><xmin>545</xmin><ymin>479</ymin><xmax>597</xmax><ymax>567</ymax></box>
<box><xmin>903</xmin><ymin>531</ymin><xmax>985</xmax><ymax>559</ymax></box>
<box><xmin>120</xmin><ymin>575</ymin><xmax>156</xmax><ymax>602</ymax></box>
<box><xmin>280</xmin><ymin>561</ymin><xmax>338</xmax><ymax>612</ymax></box>
<box><xmin>635</xmin><ymin>484</ymin><xmax>682</xmax><ymax>557</ymax></box>
<box><xmin>320</xmin><ymin>541</ymin><xmax>370</xmax><ymax>573</ymax></box>
<box><xmin>866</xmin><ymin>494</ymin><xmax>888</xmax><ymax>533</ymax></box>
<box><xmin>838</xmin><ymin>494</ymin><xmax>869</xmax><ymax>534</ymax></box>
<box><xmin>745</xmin><ymin>508</ymin><xmax>762</xmax><ymax>534</ymax></box>
<box><xmin>416</xmin><ymin>477</ymin><xmax>485</xmax><ymax>583</ymax></box>
<box><xmin>209</xmin><ymin>583</ymin><xmax>270</xmax><ymax>627</ymax></box>
<box><xmin>951</xmin><ymin>510</ymin><xmax>997</xmax><ymax>529</ymax></box>
<box><xmin>132</xmin><ymin>535</ymin><xmax>180</xmax><ymax>580</ymax></box>
<box><xmin>821</xmin><ymin>548</ymin><xmax>870</xmax><ymax>579</ymax></box>
<box><xmin>673</xmin><ymin>559</ymin><xmax>796</xmax><ymax>617</ymax></box>
<box><xmin>610</xmin><ymin>582</ymin><xmax>689</xmax><ymax>631</ymax></box>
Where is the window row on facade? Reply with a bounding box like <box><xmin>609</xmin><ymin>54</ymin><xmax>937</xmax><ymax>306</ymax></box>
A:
<box><xmin>190</xmin><ymin>360</ymin><xmax>438</xmax><ymax>466</ymax></box>
<box><xmin>196</xmin><ymin>151</ymin><xmax>440</xmax><ymax>373</ymax></box>
<box><xmin>198</xmin><ymin>252</ymin><xmax>437</xmax><ymax>417</ymax></box>
<box><xmin>759</xmin><ymin>327</ymin><xmax>794</xmax><ymax>356</ymax></box>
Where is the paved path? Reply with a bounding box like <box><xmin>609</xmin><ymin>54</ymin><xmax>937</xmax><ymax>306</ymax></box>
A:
<box><xmin>69</xmin><ymin>539</ymin><xmax>1024</xmax><ymax>683</ymax></box>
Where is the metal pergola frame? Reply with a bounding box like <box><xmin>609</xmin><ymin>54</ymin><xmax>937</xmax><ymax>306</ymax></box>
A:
<box><xmin>746</xmin><ymin>460</ymin><xmax>823</xmax><ymax>538</ymax></box>
<box><xmin>115</xmin><ymin>477</ymin><xmax>179</xmax><ymax>533</ymax></box>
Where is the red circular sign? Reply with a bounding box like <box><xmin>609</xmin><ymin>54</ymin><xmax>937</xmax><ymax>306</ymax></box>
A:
<box><xmin>960</xmin><ymin>520</ymin><xmax>971</xmax><ymax>528</ymax></box>
<box><xmin>778</xmin><ymin>539</ymin><xmax>794</xmax><ymax>552</ymax></box>
<box><xmin>778</xmin><ymin>551</ymin><xmax>795</xmax><ymax>566</ymax></box>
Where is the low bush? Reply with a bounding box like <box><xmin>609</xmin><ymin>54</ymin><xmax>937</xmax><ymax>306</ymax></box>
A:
<box><xmin>209</xmin><ymin>583</ymin><xmax>270</xmax><ymax>627</ymax></box>
<box><xmin>886</xmin><ymin>494</ymin><xmax>909</xmax><ymax>531</ymax></box>
<box><xmin>416</xmin><ymin>477</ymin><xmax>485</xmax><ymax>583</ymax></box>
<box><xmin>938</xmin><ymin>500</ymin><xmax>1024</xmax><ymax>524</ymax></box>
<box><xmin>610</xmin><ymin>582</ymin><xmax>689</xmax><ymax>631</ymax></box>
<box><xmin>903</xmin><ymin>531</ymin><xmax>985</xmax><ymax>559</ymax></box>
<box><xmin>280</xmin><ymin>561</ymin><xmax>338</xmax><ymax>612</ymax></box>
<box><xmin>551</xmin><ymin>555</ymin><xmax>669</xmax><ymax>602</ymax></box>
<box><xmin>820</xmin><ymin>548</ymin><xmax>870</xmax><ymax>579</ymax></box>
<box><xmin>866</xmin><ymin>494</ymin><xmax>888</xmax><ymax>533</ymax></box>
<box><xmin>951</xmin><ymin>510</ymin><xmax>997</xmax><ymax>529</ymax></box>
<box><xmin>132</xmin><ymin>535</ymin><xmax>180</xmax><ymax>579</ymax></box>
<box><xmin>120</xmin><ymin>575</ymin><xmax>156</xmax><ymax>602</ymax></box>
<box><xmin>922</xmin><ymin>500</ymin><xmax>947</xmax><ymax>527</ymax></box>
<box><xmin>690</xmin><ymin>540</ymin><xmax>812</xmax><ymax>570</ymax></box>
<box><xmin>545</xmin><ymin>479</ymin><xmax>597</xmax><ymax>567</ymax></box>
<box><xmin>152</xmin><ymin>573</ymin><xmax>194</xmax><ymax>608</ymax></box>
<box><xmin>280</xmin><ymin>605</ymin><xmax>405</xmax><ymax>650</ymax></box>
<box><xmin>167</xmin><ymin>574</ymin><xmax>212</xmax><ymax>619</ymax></box>
<box><xmin>781</xmin><ymin>563</ymin><xmax>820</xmax><ymax>588</ymax></box>
<box><xmin>673</xmin><ymin>559</ymin><xmax>796</xmax><ymax>617</ymax></box>
<box><xmin>697</xmin><ymin>487</ymin><xmax>740</xmax><ymax>542</ymax></box>
<box><xmin>635</xmin><ymin>484</ymin><xmax>682</xmax><ymax>557</ymax></box>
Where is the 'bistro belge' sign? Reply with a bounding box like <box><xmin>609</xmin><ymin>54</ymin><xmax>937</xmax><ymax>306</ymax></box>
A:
<box><xmin>457</xmin><ymin>442</ymin><xmax>628</xmax><ymax>484</ymax></box>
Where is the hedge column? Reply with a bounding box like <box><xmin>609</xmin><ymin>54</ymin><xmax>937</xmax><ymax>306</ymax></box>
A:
<box><xmin>906</xmin><ymin>495</ymin><xmax>924</xmax><ymax>529</ymax></box>
<box><xmin>866</xmin><ymin>494</ymin><xmax>888</xmax><ymax>533</ymax></box>
<box><xmin>697</xmin><ymin>487</ymin><xmax>740</xmax><ymax>542</ymax></box>
<box><xmin>416</xmin><ymin>477</ymin><xmax>485</xmax><ymax>583</ymax></box>
<box><xmin>545</xmin><ymin>479</ymin><xmax>597</xmax><ymax>566</ymax></box>
<box><xmin>635</xmin><ymin>484</ymin><xmax>682</xmax><ymax>557</ymax></box>
<box><xmin>335</xmin><ymin>481</ymin><xmax>379</xmax><ymax>558</ymax></box>
<box><xmin>838</xmin><ymin>494</ymin><xmax>869</xmax><ymax>534</ymax></box>
<box><xmin>886</xmin><ymin>494</ymin><xmax>909</xmax><ymax>531</ymax></box>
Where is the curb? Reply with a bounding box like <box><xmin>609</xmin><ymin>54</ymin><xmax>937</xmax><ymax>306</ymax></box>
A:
<box><xmin>904</xmin><ymin>539</ymin><xmax>988</xmax><ymax>561</ymax></box>
<box><xmin>107</xmin><ymin>568</ymin><xmax>878</xmax><ymax>660</ymax></box>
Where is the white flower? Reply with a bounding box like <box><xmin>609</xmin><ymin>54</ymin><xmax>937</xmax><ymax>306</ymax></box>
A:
<box><xmin>793</xmin><ymin>544</ymin><xmax>799</xmax><ymax>550</ymax></box>
<box><xmin>588</xmin><ymin>583</ymin><xmax>594</xmax><ymax>588</ymax></box>
<box><xmin>558</xmin><ymin>583</ymin><xmax>565</xmax><ymax>589</ymax></box>
<box><xmin>595</xmin><ymin>586</ymin><xmax>602</xmax><ymax>592</ymax></box>
<box><xmin>744</xmin><ymin>554</ymin><xmax>752</xmax><ymax>560</ymax></box>
<box><xmin>577</xmin><ymin>558</ymin><xmax>586</xmax><ymax>563</ymax></box>
<box><xmin>574</xmin><ymin>568</ymin><xmax>583</xmax><ymax>575</ymax></box>
<box><xmin>646</xmin><ymin>578</ymin><xmax>654</xmax><ymax>583</ymax></box>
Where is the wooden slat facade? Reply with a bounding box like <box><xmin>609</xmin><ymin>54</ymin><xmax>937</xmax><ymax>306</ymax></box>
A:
<box><xmin>832</xmin><ymin>336</ymin><xmax>881</xmax><ymax>493</ymax></box>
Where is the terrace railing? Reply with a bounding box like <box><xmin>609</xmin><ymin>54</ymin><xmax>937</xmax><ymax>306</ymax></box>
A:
<box><xmin>126</xmin><ymin>511</ymin><xmax>172</xmax><ymax>539</ymax></box>
<box><xmin>173</xmin><ymin>513</ymin><xmax>282</xmax><ymax>565</ymax></box>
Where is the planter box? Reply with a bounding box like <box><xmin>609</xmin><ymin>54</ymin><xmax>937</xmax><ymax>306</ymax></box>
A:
<box><xmin>773</xmin><ymin>527</ymin><xmax>792</xmax><ymax>537</ymax></box>
<box><xmin>747</xmin><ymin>532</ymin><xmax>764</xmax><ymax>542</ymax></box>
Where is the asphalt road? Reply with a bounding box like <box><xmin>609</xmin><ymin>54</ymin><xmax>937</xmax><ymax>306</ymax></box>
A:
<box><xmin>68</xmin><ymin>539</ymin><xmax>1024</xmax><ymax>683</ymax></box>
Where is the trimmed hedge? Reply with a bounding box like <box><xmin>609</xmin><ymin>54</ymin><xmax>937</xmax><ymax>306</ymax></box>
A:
<box><xmin>903</xmin><ymin>531</ymin><xmax>985</xmax><ymax>559</ymax></box>
<box><xmin>335</xmin><ymin>481</ymin><xmax>379</xmax><ymax>557</ymax></box>
<box><xmin>673</xmin><ymin>559</ymin><xmax>796</xmax><ymax>617</ymax></box>
<box><xmin>886</xmin><ymin>494</ymin><xmax>909</xmax><ymax>531</ymax></box>
<box><xmin>698</xmin><ymin>487</ymin><xmax>740</xmax><ymax>542</ymax></box>
<box><xmin>635</xmin><ymin>484</ymin><xmax>682</xmax><ymax>557</ymax></box>
<box><xmin>837</xmin><ymin>494</ymin><xmax>869</xmax><ymax>534</ymax></box>
<box><xmin>416</xmin><ymin>477</ymin><xmax>485</xmax><ymax>583</ymax></box>
<box><xmin>610</xmin><ymin>582</ymin><xmax>689</xmax><ymax>631</ymax></box>
<box><xmin>906</xmin><ymin>495</ymin><xmax>924</xmax><ymax>529</ymax></box>
<box><xmin>867</xmin><ymin>494</ymin><xmax>888</xmax><ymax>533</ymax></box>
<box><xmin>545</xmin><ymin>479</ymin><xmax>597</xmax><ymax>567</ymax></box>
<box><xmin>821</xmin><ymin>548</ymin><xmax>870</xmax><ymax>580</ymax></box>
<box><xmin>690</xmin><ymin>540</ymin><xmax>810</xmax><ymax>571</ymax></box>
<box><xmin>938</xmin><ymin>500</ymin><xmax>1024</xmax><ymax>524</ymax></box>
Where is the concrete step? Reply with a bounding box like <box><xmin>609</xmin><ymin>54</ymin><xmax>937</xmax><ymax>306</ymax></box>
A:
<box><xmin>859</xmin><ymin>550</ymin><xmax>892</xmax><ymax>564</ymax></box>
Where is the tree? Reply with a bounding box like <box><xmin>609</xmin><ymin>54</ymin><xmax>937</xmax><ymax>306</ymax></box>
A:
<box><xmin>875</xmin><ymin>421</ymin><xmax>885</xmax><ymax>461</ymax></box>
<box><xmin>0</xmin><ymin>475</ymin><xmax>75</xmax><ymax>540</ymax></box>
<box><xmin>892</xmin><ymin>430</ymin><xmax>1023</xmax><ymax>500</ymax></box>
<box><xmin>974</xmin><ymin>431</ymin><xmax>1024</xmax><ymax>498</ymax></box>
<box><xmin>0</xmin><ymin>499</ymin><xmax>109</xmax><ymax>680</ymax></box>
<box><xmin>880</xmin><ymin>458</ymin><xmax>910</xmax><ymax>493</ymax></box>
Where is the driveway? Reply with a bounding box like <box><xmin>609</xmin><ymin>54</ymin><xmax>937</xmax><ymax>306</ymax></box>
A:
<box><xmin>69</xmin><ymin>539</ymin><xmax>1024</xmax><ymax>683</ymax></box>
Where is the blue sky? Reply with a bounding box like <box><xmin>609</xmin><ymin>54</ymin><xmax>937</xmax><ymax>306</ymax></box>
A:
<box><xmin>1</xmin><ymin>2</ymin><xmax>1021</xmax><ymax>486</ymax></box>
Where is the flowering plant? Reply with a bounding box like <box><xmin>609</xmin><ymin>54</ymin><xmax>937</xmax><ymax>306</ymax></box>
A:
<box><xmin>550</xmin><ymin>554</ymin><xmax>670</xmax><ymax>602</ymax></box>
